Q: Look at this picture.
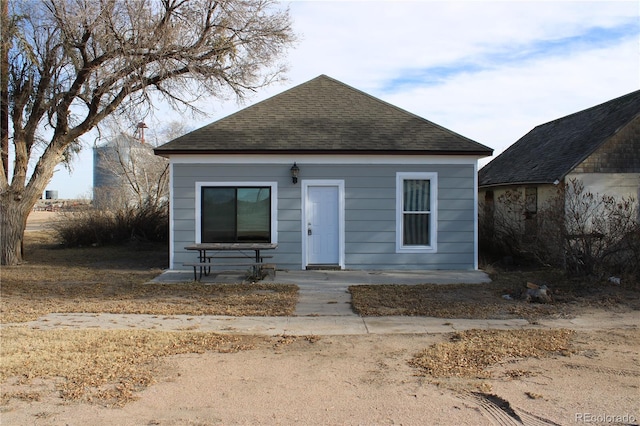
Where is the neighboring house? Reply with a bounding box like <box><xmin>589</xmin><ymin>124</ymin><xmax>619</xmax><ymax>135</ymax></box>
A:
<box><xmin>154</xmin><ymin>75</ymin><xmax>492</xmax><ymax>271</ymax></box>
<box><xmin>479</xmin><ymin>90</ymin><xmax>640</xmax><ymax>228</ymax></box>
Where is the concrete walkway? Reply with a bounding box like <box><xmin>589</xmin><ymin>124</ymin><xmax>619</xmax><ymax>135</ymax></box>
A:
<box><xmin>8</xmin><ymin>270</ymin><xmax>638</xmax><ymax>335</ymax></box>
<box><xmin>15</xmin><ymin>311</ymin><xmax>638</xmax><ymax>336</ymax></box>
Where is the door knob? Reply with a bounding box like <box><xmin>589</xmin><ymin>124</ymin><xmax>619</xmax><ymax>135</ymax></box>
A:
<box><xmin>308</xmin><ymin>228</ymin><xmax>312</xmax><ymax>235</ymax></box>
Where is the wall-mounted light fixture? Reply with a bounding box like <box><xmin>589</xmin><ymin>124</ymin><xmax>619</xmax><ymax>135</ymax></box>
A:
<box><xmin>290</xmin><ymin>162</ymin><xmax>300</xmax><ymax>184</ymax></box>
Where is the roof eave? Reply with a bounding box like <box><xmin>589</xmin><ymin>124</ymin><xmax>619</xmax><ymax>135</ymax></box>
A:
<box><xmin>154</xmin><ymin>149</ymin><xmax>493</xmax><ymax>157</ymax></box>
<box><xmin>479</xmin><ymin>180</ymin><xmax>561</xmax><ymax>189</ymax></box>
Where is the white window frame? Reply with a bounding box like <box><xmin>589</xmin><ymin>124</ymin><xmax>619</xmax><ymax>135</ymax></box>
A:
<box><xmin>396</xmin><ymin>172</ymin><xmax>438</xmax><ymax>253</ymax></box>
<box><xmin>195</xmin><ymin>181</ymin><xmax>278</xmax><ymax>244</ymax></box>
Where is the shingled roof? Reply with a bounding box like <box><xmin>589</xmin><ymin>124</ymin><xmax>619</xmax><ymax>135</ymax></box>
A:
<box><xmin>154</xmin><ymin>75</ymin><xmax>492</xmax><ymax>156</ymax></box>
<box><xmin>479</xmin><ymin>90</ymin><xmax>640</xmax><ymax>188</ymax></box>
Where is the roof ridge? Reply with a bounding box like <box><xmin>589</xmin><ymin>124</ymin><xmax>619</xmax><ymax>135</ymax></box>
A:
<box><xmin>314</xmin><ymin>75</ymin><xmax>492</xmax><ymax>151</ymax></box>
<box><xmin>531</xmin><ymin>89</ymin><xmax>640</xmax><ymax>130</ymax></box>
<box><xmin>533</xmin><ymin>90</ymin><xmax>640</xmax><ymax>181</ymax></box>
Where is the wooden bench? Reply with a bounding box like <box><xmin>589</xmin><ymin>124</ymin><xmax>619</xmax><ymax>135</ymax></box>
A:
<box><xmin>183</xmin><ymin>261</ymin><xmax>261</xmax><ymax>281</ymax></box>
<box><xmin>204</xmin><ymin>255</ymin><xmax>273</xmax><ymax>262</ymax></box>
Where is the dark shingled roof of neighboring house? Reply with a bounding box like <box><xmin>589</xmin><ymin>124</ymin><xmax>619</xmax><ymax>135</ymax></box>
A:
<box><xmin>479</xmin><ymin>90</ymin><xmax>640</xmax><ymax>188</ymax></box>
<box><xmin>154</xmin><ymin>75</ymin><xmax>492</xmax><ymax>156</ymax></box>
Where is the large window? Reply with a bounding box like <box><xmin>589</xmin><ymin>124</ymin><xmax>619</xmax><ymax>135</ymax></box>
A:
<box><xmin>200</xmin><ymin>185</ymin><xmax>273</xmax><ymax>243</ymax></box>
<box><xmin>396</xmin><ymin>172</ymin><xmax>437</xmax><ymax>253</ymax></box>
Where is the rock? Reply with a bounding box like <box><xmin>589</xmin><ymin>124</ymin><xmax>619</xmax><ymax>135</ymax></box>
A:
<box><xmin>523</xmin><ymin>282</ymin><xmax>552</xmax><ymax>303</ymax></box>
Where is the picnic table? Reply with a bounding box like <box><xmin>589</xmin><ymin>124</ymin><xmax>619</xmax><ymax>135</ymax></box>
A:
<box><xmin>183</xmin><ymin>243</ymin><xmax>278</xmax><ymax>281</ymax></box>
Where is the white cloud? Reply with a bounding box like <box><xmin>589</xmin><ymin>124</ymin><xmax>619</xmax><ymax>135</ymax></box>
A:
<box><xmin>383</xmin><ymin>36</ymin><xmax>638</xmax><ymax>163</ymax></box>
<box><xmin>47</xmin><ymin>0</ymin><xmax>639</xmax><ymax>198</ymax></box>
<box><xmin>284</xmin><ymin>1</ymin><xmax>637</xmax><ymax>87</ymax></box>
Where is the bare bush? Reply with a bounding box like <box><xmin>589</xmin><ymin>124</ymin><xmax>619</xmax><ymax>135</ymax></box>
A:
<box><xmin>480</xmin><ymin>187</ymin><xmax>564</xmax><ymax>267</ymax></box>
<box><xmin>61</xmin><ymin>119</ymin><xmax>179</xmax><ymax>247</ymax></box>
<box><xmin>53</xmin><ymin>201</ymin><xmax>168</xmax><ymax>247</ymax></box>
<box><xmin>563</xmin><ymin>180</ymin><xmax>639</xmax><ymax>277</ymax></box>
<box><xmin>480</xmin><ymin>179</ymin><xmax>639</xmax><ymax>279</ymax></box>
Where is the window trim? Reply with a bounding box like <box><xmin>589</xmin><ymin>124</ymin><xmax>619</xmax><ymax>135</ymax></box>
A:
<box><xmin>195</xmin><ymin>181</ymin><xmax>278</xmax><ymax>244</ymax></box>
<box><xmin>396</xmin><ymin>172</ymin><xmax>438</xmax><ymax>253</ymax></box>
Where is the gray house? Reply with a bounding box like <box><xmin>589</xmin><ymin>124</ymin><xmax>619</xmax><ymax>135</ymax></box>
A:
<box><xmin>155</xmin><ymin>75</ymin><xmax>493</xmax><ymax>272</ymax></box>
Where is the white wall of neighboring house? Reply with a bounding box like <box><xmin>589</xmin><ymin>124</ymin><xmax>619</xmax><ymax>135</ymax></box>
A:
<box><xmin>567</xmin><ymin>172</ymin><xmax>640</xmax><ymax>222</ymax></box>
<box><xmin>566</xmin><ymin>173</ymin><xmax>640</xmax><ymax>203</ymax></box>
<box><xmin>479</xmin><ymin>173</ymin><xmax>640</xmax><ymax>233</ymax></box>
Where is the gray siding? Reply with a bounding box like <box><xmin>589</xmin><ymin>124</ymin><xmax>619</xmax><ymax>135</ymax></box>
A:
<box><xmin>171</xmin><ymin>162</ymin><xmax>477</xmax><ymax>270</ymax></box>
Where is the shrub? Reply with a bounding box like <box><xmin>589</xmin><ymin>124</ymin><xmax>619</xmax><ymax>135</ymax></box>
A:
<box><xmin>563</xmin><ymin>181</ymin><xmax>639</xmax><ymax>277</ymax></box>
<box><xmin>479</xmin><ymin>187</ymin><xmax>564</xmax><ymax>268</ymax></box>
<box><xmin>53</xmin><ymin>201</ymin><xmax>168</xmax><ymax>247</ymax></box>
<box><xmin>480</xmin><ymin>179</ymin><xmax>639</xmax><ymax>279</ymax></box>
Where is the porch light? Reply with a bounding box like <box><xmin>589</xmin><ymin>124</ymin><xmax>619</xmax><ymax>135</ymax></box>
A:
<box><xmin>290</xmin><ymin>162</ymin><xmax>300</xmax><ymax>184</ymax></box>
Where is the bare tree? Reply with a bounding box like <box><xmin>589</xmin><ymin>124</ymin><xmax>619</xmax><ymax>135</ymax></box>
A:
<box><xmin>0</xmin><ymin>0</ymin><xmax>295</xmax><ymax>265</ymax></box>
<box><xmin>93</xmin><ymin>120</ymin><xmax>189</xmax><ymax>209</ymax></box>
<box><xmin>1</xmin><ymin>0</ymin><xmax>9</xmax><ymax>177</ymax></box>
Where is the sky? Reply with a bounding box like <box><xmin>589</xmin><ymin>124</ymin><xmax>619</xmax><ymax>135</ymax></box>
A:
<box><xmin>45</xmin><ymin>0</ymin><xmax>640</xmax><ymax>199</ymax></box>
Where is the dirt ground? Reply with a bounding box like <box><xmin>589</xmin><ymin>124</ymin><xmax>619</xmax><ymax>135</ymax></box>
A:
<box><xmin>0</xmin><ymin>327</ymin><xmax>637</xmax><ymax>425</ymax></box>
<box><xmin>24</xmin><ymin>210</ymin><xmax>61</xmax><ymax>232</ymax></box>
<box><xmin>1</xmin><ymin>212</ymin><xmax>638</xmax><ymax>425</ymax></box>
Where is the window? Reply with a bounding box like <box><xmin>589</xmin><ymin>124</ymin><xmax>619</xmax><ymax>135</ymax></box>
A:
<box><xmin>197</xmin><ymin>183</ymin><xmax>277</xmax><ymax>243</ymax></box>
<box><xmin>396</xmin><ymin>172</ymin><xmax>437</xmax><ymax>253</ymax></box>
<box><xmin>524</xmin><ymin>187</ymin><xmax>538</xmax><ymax>237</ymax></box>
<box><xmin>525</xmin><ymin>187</ymin><xmax>537</xmax><ymax>215</ymax></box>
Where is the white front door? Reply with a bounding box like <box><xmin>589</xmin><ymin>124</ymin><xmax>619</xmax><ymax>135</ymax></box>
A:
<box><xmin>306</xmin><ymin>184</ymin><xmax>340</xmax><ymax>266</ymax></box>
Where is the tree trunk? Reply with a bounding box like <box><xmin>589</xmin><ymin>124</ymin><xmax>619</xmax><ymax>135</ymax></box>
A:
<box><xmin>1</xmin><ymin>192</ymin><xmax>34</xmax><ymax>265</ymax></box>
<box><xmin>1</xmin><ymin>0</ymin><xmax>9</xmax><ymax>177</ymax></box>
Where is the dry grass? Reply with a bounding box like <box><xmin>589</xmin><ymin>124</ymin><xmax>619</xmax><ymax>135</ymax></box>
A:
<box><xmin>1</xmin><ymin>327</ymin><xmax>266</xmax><ymax>406</ymax></box>
<box><xmin>2</xmin><ymin>327</ymin><xmax>575</xmax><ymax>407</ymax></box>
<box><xmin>1</xmin><ymin>281</ymin><xmax>299</xmax><ymax>323</ymax></box>
<box><xmin>0</xmin><ymin>230</ymin><xmax>293</xmax><ymax>406</ymax></box>
<box><xmin>0</xmin><ymin>228</ymin><xmax>634</xmax><ymax>408</ymax></box>
<box><xmin>1</xmin><ymin>231</ymin><xmax>298</xmax><ymax>323</ymax></box>
<box><xmin>410</xmin><ymin>329</ymin><xmax>575</xmax><ymax>379</ymax></box>
<box><xmin>350</xmin><ymin>269</ymin><xmax>640</xmax><ymax>320</ymax></box>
